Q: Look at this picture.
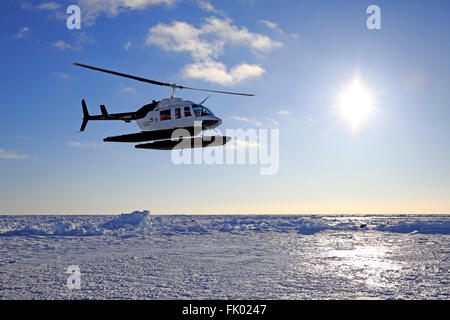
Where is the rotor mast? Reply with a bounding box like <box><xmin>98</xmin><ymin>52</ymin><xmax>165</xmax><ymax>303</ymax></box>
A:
<box><xmin>170</xmin><ymin>85</ymin><xmax>177</xmax><ymax>98</ymax></box>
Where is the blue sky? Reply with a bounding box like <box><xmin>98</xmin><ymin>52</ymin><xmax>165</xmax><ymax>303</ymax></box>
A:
<box><xmin>1</xmin><ymin>0</ymin><xmax>450</xmax><ymax>214</ymax></box>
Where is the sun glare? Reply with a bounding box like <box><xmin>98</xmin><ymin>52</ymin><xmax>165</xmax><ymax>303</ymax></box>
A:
<box><xmin>337</xmin><ymin>77</ymin><xmax>376</xmax><ymax>129</ymax></box>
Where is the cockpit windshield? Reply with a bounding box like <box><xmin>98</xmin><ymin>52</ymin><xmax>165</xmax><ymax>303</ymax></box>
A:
<box><xmin>192</xmin><ymin>105</ymin><xmax>213</xmax><ymax>117</ymax></box>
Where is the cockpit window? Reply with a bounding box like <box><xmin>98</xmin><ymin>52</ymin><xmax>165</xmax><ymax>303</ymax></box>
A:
<box><xmin>192</xmin><ymin>105</ymin><xmax>213</xmax><ymax>117</ymax></box>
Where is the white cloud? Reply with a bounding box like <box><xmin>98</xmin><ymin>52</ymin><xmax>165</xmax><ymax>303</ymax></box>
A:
<box><xmin>183</xmin><ymin>61</ymin><xmax>265</xmax><ymax>86</ymax></box>
<box><xmin>146</xmin><ymin>21</ymin><xmax>217</xmax><ymax>61</ymax></box>
<box><xmin>146</xmin><ymin>17</ymin><xmax>283</xmax><ymax>57</ymax></box>
<box><xmin>230</xmin><ymin>115</ymin><xmax>262</xmax><ymax>127</ymax></box>
<box><xmin>37</xmin><ymin>2</ymin><xmax>66</xmax><ymax>20</ymax></box>
<box><xmin>259</xmin><ymin>20</ymin><xmax>277</xmax><ymax>30</ymax></box>
<box><xmin>13</xmin><ymin>26</ymin><xmax>30</xmax><ymax>39</ymax></box>
<box><xmin>53</xmin><ymin>33</ymin><xmax>98</xmax><ymax>51</ymax></box>
<box><xmin>67</xmin><ymin>141</ymin><xmax>100</xmax><ymax>148</ymax></box>
<box><xmin>146</xmin><ymin>17</ymin><xmax>281</xmax><ymax>85</ymax></box>
<box><xmin>77</xmin><ymin>0</ymin><xmax>177</xmax><ymax>25</ymax></box>
<box><xmin>231</xmin><ymin>115</ymin><xmax>277</xmax><ymax>126</ymax></box>
<box><xmin>53</xmin><ymin>40</ymin><xmax>74</xmax><ymax>50</ymax></box>
<box><xmin>277</xmin><ymin>110</ymin><xmax>292</xmax><ymax>115</ymax></box>
<box><xmin>259</xmin><ymin>19</ymin><xmax>283</xmax><ymax>33</ymax></box>
<box><xmin>259</xmin><ymin>20</ymin><xmax>300</xmax><ymax>40</ymax></box>
<box><xmin>195</xmin><ymin>0</ymin><xmax>220</xmax><ymax>14</ymax></box>
<box><xmin>230</xmin><ymin>116</ymin><xmax>251</xmax><ymax>122</ymax></box>
<box><xmin>121</xmin><ymin>87</ymin><xmax>137</xmax><ymax>93</ymax></box>
<box><xmin>124</xmin><ymin>41</ymin><xmax>132</xmax><ymax>50</ymax></box>
<box><xmin>200</xmin><ymin>17</ymin><xmax>283</xmax><ymax>52</ymax></box>
<box><xmin>230</xmin><ymin>64</ymin><xmax>266</xmax><ymax>83</ymax></box>
<box><xmin>19</xmin><ymin>2</ymin><xmax>65</xmax><ymax>20</ymax></box>
<box><xmin>237</xmin><ymin>139</ymin><xmax>259</xmax><ymax>147</ymax></box>
<box><xmin>37</xmin><ymin>2</ymin><xmax>61</xmax><ymax>10</ymax></box>
<box><xmin>50</xmin><ymin>72</ymin><xmax>70</xmax><ymax>79</ymax></box>
<box><xmin>228</xmin><ymin>139</ymin><xmax>260</xmax><ymax>150</ymax></box>
<box><xmin>74</xmin><ymin>32</ymin><xmax>98</xmax><ymax>48</ymax></box>
<box><xmin>0</xmin><ymin>148</ymin><xmax>29</xmax><ymax>160</ymax></box>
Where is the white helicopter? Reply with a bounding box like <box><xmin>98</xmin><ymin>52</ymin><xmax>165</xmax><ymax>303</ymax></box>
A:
<box><xmin>73</xmin><ymin>63</ymin><xmax>254</xmax><ymax>150</ymax></box>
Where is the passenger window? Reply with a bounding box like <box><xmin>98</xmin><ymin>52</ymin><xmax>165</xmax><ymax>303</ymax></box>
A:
<box><xmin>175</xmin><ymin>108</ymin><xmax>181</xmax><ymax>119</ymax></box>
<box><xmin>160</xmin><ymin>109</ymin><xmax>171</xmax><ymax>121</ymax></box>
<box><xmin>184</xmin><ymin>106</ymin><xmax>192</xmax><ymax>117</ymax></box>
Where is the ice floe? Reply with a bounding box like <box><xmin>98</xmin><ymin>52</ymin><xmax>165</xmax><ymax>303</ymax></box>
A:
<box><xmin>100</xmin><ymin>210</ymin><xmax>151</xmax><ymax>230</ymax></box>
<box><xmin>0</xmin><ymin>212</ymin><xmax>449</xmax><ymax>237</ymax></box>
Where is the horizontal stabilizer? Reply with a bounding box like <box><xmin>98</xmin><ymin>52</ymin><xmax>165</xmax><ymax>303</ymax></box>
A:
<box><xmin>135</xmin><ymin>136</ymin><xmax>231</xmax><ymax>150</ymax></box>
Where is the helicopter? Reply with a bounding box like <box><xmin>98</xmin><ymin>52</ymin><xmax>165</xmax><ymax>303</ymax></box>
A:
<box><xmin>73</xmin><ymin>63</ymin><xmax>254</xmax><ymax>150</ymax></box>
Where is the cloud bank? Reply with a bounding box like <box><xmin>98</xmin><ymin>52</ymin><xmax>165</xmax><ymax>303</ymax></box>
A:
<box><xmin>146</xmin><ymin>17</ymin><xmax>282</xmax><ymax>85</ymax></box>
<box><xmin>0</xmin><ymin>148</ymin><xmax>29</xmax><ymax>160</ymax></box>
<box><xmin>77</xmin><ymin>0</ymin><xmax>177</xmax><ymax>25</ymax></box>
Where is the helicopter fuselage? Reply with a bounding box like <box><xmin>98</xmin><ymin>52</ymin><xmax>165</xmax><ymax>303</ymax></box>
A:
<box><xmin>136</xmin><ymin>98</ymin><xmax>222</xmax><ymax>132</ymax></box>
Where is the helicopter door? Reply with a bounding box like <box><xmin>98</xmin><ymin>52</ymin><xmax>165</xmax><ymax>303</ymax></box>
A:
<box><xmin>158</xmin><ymin>109</ymin><xmax>173</xmax><ymax>130</ymax></box>
<box><xmin>175</xmin><ymin>108</ymin><xmax>181</xmax><ymax>119</ymax></box>
<box><xmin>174</xmin><ymin>107</ymin><xmax>185</xmax><ymax>128</ymax></box>
<box><xmin>179</xmin><ymin>106</ymin><xmax>194</xmax><ymax>127</ymax></box>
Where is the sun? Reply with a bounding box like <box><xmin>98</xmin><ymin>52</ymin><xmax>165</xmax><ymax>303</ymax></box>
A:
<box><xmin>336</xmin><ymin>77</ymin><xmax>376</xmax><ymax>129</ymax></box>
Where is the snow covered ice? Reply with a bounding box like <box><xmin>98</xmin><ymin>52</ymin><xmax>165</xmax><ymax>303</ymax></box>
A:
<box><xmin>0</xmin><ymin>212</ymin><xmax>448</xmax><ymax>299</ymax></box>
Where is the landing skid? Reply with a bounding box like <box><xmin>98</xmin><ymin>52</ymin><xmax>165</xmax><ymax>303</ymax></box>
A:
<box><xmin>135</xmin><ymin>136</ymin><xmax>231</xmax><ymax>150</ymax></box>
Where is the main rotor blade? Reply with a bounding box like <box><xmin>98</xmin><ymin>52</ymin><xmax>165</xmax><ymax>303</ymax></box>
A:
<box><xmin>181</xmin><ymin>86</ymin><xmax>254</xmax><ymax>96</ymax></box>
<box><xmin>73</xmin><ymin>62</ymin><xmax>255</xmax><ymax>96</ymax></box>
<box><xmin>73</xmin><ymin>62</ymin><xmax>172</xmax><ymax>87</ymax></box>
